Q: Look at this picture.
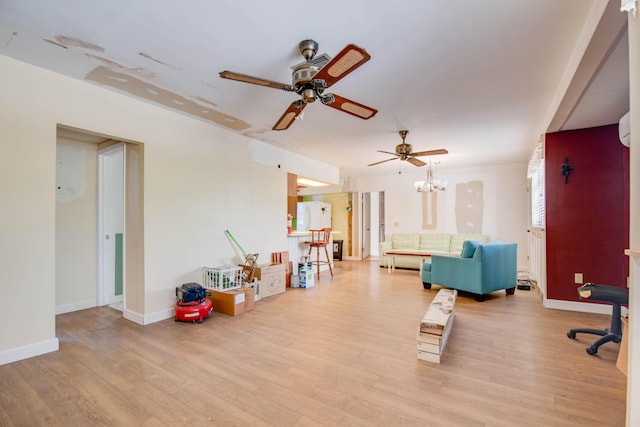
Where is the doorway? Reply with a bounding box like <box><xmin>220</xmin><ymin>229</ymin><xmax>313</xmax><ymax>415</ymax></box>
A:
<box><xmin>362</xmin><ymin>193</ymin><xmax>371</xmax><ymax>259</ymax></box>
<box><xmin>360</xmin><ymin>191</ymin><xmax>384</xmax><ymax>259</ymax></box>
<box><xmin>55</xmin><ymin>125</ymin><xmax>144</xmax><ymax>319</ymax></box>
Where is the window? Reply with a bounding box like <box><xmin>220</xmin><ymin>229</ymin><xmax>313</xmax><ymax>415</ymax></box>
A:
<box><xmin>528</xmin><ymin>141</ymin><xmax>545</xmax><ymax>228</ymax></box>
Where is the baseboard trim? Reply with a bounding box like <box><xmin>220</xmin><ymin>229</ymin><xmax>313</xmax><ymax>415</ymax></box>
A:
<box><xmin>123</xmin><ymin>307</ymin><xmax>174</xmax><ymax>325</ymax></box>
<box><xmin>0</xmin><ymin>338</ymin><xmax>59</xmax><ymax>366</ymax></box>
<box><xmin>55</xmin><ymin>299</ymin><xmax>96</xmax><ymax>315</ymax></box>
<box><xmin>123</xmin><ymin>308</ymin><xmax>144</xmax><ymax>325</ymax></box>
<box><xmin>544</xmin><ymin>298</ymin><xmax>612</xmax><ymax>314</ymax></box>
<box><xmin>144</xmin><ymin>308</ymin><xmax>174</xmax><ymax>325</ymax></box>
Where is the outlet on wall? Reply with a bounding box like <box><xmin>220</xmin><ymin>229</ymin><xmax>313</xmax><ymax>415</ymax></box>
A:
<box><xmin>574</xmin><ymin>273</ymin><xmax>583</xmax><ymax>284</ymax></box>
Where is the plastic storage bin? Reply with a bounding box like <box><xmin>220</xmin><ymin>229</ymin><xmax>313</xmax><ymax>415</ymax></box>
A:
<box><xmin>202</xmin><ymin>265</ymin><xmax>242</xmax><ymax>291</ymax></box>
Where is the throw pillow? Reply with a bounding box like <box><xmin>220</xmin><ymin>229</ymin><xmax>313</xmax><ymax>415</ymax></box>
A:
<box><xmin>461</xmin><ymin>240</ymin><xmax>479</xmax><ymax>258</ymax></box>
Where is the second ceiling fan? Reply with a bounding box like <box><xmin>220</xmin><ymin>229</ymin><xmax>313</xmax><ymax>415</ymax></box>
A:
<box><xmin>219</xmin><ymin>39</ymin><xmax>377</xmax><ymax>131</ymax></box>
<box><xmin>368</xmin><ymin>130</ymin><xmax>448</xmax><ymax>167</ymax></box>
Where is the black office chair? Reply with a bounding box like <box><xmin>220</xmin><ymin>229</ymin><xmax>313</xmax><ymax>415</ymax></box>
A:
<box><xmin>567</xmin><ymin>283</ymin><xmax>629</xmax><ymax>355</ymax></box>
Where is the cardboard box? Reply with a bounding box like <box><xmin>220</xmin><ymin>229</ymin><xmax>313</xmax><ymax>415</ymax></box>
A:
<box><xmin>207</xmin><ymin>287</ymin><xmax>255</xmax><ymax>316</ymax></box>
<box><xmin>271</xmin><ymin>252</ymin><xmax>292</xmax><ymax>287</ymax></box>
<box><xmin>245</xmin><ymin>279</ymin><xmax>261</xmax><ymax>302</ymax></box>
<box><xmin>299</xmin><ymin>268</ymin><xmax>314</xmax><ymax>288</ymax></box>
<box><xmin>254</xmin><ymin>263</ymin><xmax>286</xmax><ymax>298</ymax></box>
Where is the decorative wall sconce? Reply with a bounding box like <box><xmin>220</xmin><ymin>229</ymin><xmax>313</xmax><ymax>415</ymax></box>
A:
<box><xmin>561</xmin><ymin>157</ymin><xmax>573</xmax><ymax>184</ymax></box>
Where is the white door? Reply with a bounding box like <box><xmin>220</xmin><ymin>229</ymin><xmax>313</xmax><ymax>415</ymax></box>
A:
<box><xmin>362</xmin><ymin>193</ymin><xmax>371</xmax><ymax>259</ymax></box>
<box><xmin>97</xmin><ymin>144</ymin><xmax>124</xmax><ymax>307</ymax></box>
<box><xmin>370</xmin><ymin>192</ymin><xmax>381</xmax><ymax>256</ymax></box>
<box><xmin>378</xmin><ymin>191</ymin><xmax>385</xmax><ymax>244</ymax></box>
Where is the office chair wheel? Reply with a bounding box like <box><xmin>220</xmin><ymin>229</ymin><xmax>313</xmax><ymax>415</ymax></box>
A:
<box><xmin>567</xmin><ymin>331</ymin><xmax>576</xmax><ymax>339</ymax></box>
<box><xmin>586</xmin><ymin>346</ymin><xmax>597</xmax><ymax>356</ymax></box>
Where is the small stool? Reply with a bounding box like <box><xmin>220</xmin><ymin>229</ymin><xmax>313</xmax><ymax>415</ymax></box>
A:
<box><xmin>421</xmin><ymin>262</ymin><xmax>432</xmax><ymax>289</ymax></box>
<box><xmin>567</xmin><ymin>283</ymin><xmax>629</xmax><ymax>355</ymax></box>
<box><xmin>304</xmin><ymin>228</ymin><xmax>333</xmax><ymax>279</ymax></box>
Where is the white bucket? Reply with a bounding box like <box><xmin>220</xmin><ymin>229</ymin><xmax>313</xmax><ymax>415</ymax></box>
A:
<box><xmin>291</xmin><ymin>275</ymin><xmax>300</xmax><ymax>288</ymax></box>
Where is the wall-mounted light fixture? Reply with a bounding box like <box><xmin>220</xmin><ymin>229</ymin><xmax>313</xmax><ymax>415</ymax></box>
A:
<box><xmin>414</xmin><ymin>160</ymin><xmax>447</xmax><ymax>192</ymax></box>
<box><xmin>561</xmin><ymin>157</ymin><xmax>573</xmax><ymax>184</ymax></box>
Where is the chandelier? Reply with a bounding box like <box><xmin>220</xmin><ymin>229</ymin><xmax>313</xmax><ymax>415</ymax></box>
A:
<box><xmin>414</xmin><ymin>160</ymin><xmax>447</xmax><ymax>192</ymax></box>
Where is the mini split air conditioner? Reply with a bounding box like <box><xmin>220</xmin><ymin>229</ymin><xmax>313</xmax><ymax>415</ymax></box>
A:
<box><xmin>619</xmin><ymin>111</ymin><xmax>630</xmax><ymax>147</ymax></box>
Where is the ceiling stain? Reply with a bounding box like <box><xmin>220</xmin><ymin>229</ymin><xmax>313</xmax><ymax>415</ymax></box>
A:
<box><xmin>55</xmin><ymin>35</ymin><xmax>104</xmax><ymax>52</ymax></box>
<box><xmin>85</xmin><ymin>66</ymin><xmax>251</xmax><ymax>131</ymax></box>
<box><xmin>139</xmin><ymin>52</ymin><xmax>165</xmax><ymax>65</ymax></box>
<box><xmin>86</xmin><ymin>54</ymin><xmax>156</xmax><ymax>79</ymax></box>
<box><xmin>244</xmin><ymin>128</ymin><xmax>270</xmax><ymax>137</ymax></box>
<box><xmin>138</xmin><ymin>51</ymin><xmax>180</xmax><ymax>71</ymax></box>
<box><xmin>5</xmin><ymin>31</ymin><xmax>18</xmax><ymax>47</ymax></box>
<box><xmin>43</xmin><ymin>38</ymin><xmax>68</xmax><ymax>49</ymax></box>
<box><xmin>195</xmin><ymin>97</ymin><xmax>217</xmax><ymax>107</ymax></box>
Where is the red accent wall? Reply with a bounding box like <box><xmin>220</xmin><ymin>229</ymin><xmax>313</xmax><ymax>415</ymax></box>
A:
<box><xmin>545</xmin><ymin>124</ymin><xmax>629</xmax><ymax>301</ymax></box>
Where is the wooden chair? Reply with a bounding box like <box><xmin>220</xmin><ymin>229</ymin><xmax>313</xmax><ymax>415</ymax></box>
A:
<box><xmin>304</xmin><ymin>228</ymin><xmax>333</xmax><ymax>279</ymax></box>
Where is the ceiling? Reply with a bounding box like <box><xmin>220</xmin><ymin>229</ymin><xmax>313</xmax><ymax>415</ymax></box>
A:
<box><xmin>0</xmin><ymin>0</ymin><xmax>630</xmax><ymax>179</ymax></box>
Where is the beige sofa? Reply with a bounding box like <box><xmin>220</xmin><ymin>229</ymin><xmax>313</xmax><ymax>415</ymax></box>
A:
<box><xmin>379</xmin><ymin>233</ymin><xmax>491</xmax><ymax>269</ymax></box>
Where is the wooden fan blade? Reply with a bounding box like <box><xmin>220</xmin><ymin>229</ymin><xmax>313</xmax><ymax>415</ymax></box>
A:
<box><xmin>407</xmin><ymin>157</ymin><xmax>426</xmax><ymax>167</ymax></box>
<box><xmin>272</xmin><ymin>102</ymin><xmax>306</xmax><ymax>131</ymax></box>
<box><xmin>368</xmin><ymin>157</ymin><xmax>397</xmax><ymax>166</ymax></box>
<box><xmin>219</xmin><ymin>70</ymin><xmax>295</xmax><ymax>91</ymax></box>
<box><xmin>377</xmin><ymin>150</ymin><xmax>399</xmax><ymax>156</ymax></box>
<box><xmin>411</xmin><ymin>148</ymin><xmax>449</xmax><ymax>157</ymax></box>
<box><xmin>312</xmin><ymin>44</ymin><xmax>371</xmax><ymax>88</ymax></box>
<box><xmin>323</xmin><ymin>93</ymin><xmax>377</xmax><ymax>120</ymax></box>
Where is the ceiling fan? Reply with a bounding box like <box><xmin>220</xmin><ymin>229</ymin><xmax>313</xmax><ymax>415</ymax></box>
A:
<box><xmin>368</xmin><ymin>130</ymin><xmax>448</xmax><ymax>167</ymax></box>
<box><xmin>219</xmin><ymin>39</ymin><xmax>377</xmax><ymax>131</ymax></box>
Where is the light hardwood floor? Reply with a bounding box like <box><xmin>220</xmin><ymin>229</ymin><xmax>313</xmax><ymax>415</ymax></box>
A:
<box><xmin>0</xmin><ymin>260</ymin><xmax>627</xmax><ymax>426</ymax></box>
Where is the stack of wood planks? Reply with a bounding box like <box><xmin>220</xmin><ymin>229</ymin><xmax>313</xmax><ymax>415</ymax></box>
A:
<box><xmin>417</xmin><ymin>288</ymin><xmax>457</xmax><ymax>363</ymax></box>
<box><xmin>272</xmin><ymin>251</ymin><xmax>292</xmax><ymax>287</ymax></box>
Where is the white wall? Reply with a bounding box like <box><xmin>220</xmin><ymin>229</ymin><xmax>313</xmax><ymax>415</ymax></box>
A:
<box><xmin>0</xmin><ymin>54</ymin><xmax>335</xmax><ymax>364</ymax></box>
<box><xmin>352</xmin><ymin>162</ymin><xmax>529</xmax><ymax>267</ymax></box>
<box><xmin>55</xmin><ymin>139</ymin><xmax>98</xmax><ymax>312</ymax></box>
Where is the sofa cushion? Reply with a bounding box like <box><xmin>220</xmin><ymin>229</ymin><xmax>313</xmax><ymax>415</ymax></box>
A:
<box><xmin>392</xmin><ymin>233</ymin><xmax>420</xmax><ymax>250</ymax></box>
<box><xmin>460</xmin><ymin>240</ymin><xmax>479</xmax><ymax>258</ymax></box>
<box><xmin>449</xmin><ymin>234</ymin><xmax>490</xmax><ymax>252</ymax></box>
<box><xmin>419</xmin><ymin>233</ymin><xmax>451</xmax><ymax>251</ymax></box>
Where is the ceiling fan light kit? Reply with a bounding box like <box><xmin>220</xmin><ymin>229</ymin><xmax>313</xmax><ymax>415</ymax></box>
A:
<box><xmin>219</xmin><ymin>39</ymin><xmax>377</xmax><ymax>131</ymax></box>
<box><xmin>415</xmin><ymin>159</ymin><xmax>447</xmax><ymax>192</ymax></box>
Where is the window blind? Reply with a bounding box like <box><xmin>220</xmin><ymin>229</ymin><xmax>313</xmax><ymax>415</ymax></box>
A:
<box><xmin>527</xmin><ymin>140</ymin><xmax>545</xmax><ymax>228</ymax></box>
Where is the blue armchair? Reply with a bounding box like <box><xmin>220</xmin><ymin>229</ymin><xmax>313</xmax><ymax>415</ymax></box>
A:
<box><xmin>421</xmin><ymin>241</ymin><xmax>517</xmax><ymax>301</ymax></box>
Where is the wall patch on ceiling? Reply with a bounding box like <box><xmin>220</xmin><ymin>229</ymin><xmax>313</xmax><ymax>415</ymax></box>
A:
<box><xmin>85</xmin><ymin>66</ymin><xmax>251</xmax><ymax>131</ymax></box>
